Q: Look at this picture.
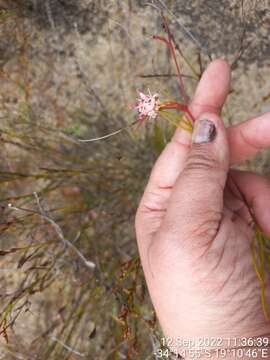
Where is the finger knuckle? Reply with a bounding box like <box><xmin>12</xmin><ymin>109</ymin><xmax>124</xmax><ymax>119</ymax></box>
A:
<box><xmin>184</xmin><ymin>147</ymin><xmax>220</xmax><ymax>173</ymax></box>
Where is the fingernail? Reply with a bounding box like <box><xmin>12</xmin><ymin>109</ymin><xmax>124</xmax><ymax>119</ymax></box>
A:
<box><xmin>192</xmin><ymin>119</ymin><xmax>217</xmax><ymax>144</ymax></box>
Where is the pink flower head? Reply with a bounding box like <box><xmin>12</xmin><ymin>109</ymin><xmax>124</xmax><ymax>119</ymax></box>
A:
<box><xmin>134</xmin><ymin>89</ymin><xmax>160</xmax><ymax>122</ymax></box>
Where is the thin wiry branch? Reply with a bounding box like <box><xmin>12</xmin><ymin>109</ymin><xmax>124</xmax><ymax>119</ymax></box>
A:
<box><xmin>231</xmin><ymin>0</ymin><xmax>249</xmax><ymax>69</ymax></box>
<box><xmin>78</xmin><ymin>121</ymin><xmax>137</xmax><ymax>142</ymax></box>
<box><xmin>50</xmin><ymin>335</ymin><xmax>86</xmax><ymax>357</ymax></box>
<box><xmin>138</xmin><ymin>72</ymin><xmax>197</xmax><ymax>80</ymax></box>
<box><xmin>148</xmin><ymin>0</ymin><xmax>211</xmax><ymax>59</ymax></box>
<box><xmin>45</xmin><ymin>0</ymin><xmax>56</xmax><ymax>31</ymax></box>
<box><xmin>8</xmin><ymin>193</ymin><xmax>96</xmax><ymax>270</ymax></box>
<box><xmin>73</xmin><ymin>22</ymin><xmax>111</xmax><ymax>119</ymax></box>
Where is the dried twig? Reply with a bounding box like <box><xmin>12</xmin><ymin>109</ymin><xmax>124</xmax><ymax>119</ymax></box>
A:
<box><xmin>50</xmin><ymin>335</ymin><xmax>86</xmax><ymax>357</ymax></box>
<box><xmin>148</xmin><ymin>0</ymin><xmax>211</xmax><ymax>59</ymax></box>
<box><xmin>8</xmin><ymin>193</ymin><xmax>96</xmax><ymax>270</ymax></box>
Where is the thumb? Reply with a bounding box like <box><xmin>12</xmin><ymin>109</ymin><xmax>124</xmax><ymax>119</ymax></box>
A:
<box><xmin>162</xmin><ymin>113</ymin><xmax>230</xmax><ymax>247</ymax></box>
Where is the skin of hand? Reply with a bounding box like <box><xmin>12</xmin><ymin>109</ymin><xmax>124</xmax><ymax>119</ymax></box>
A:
<box><xmin>135</xmin><ymin>59</ymin><xmax>270</xmax><ymax>353</ymax></box>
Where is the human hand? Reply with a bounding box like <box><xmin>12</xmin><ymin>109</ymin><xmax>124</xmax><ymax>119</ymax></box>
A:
<box><xmin>135</xmin><ymin>59</ymin><xmax>270</xmax><ymax>353</ymax></box>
